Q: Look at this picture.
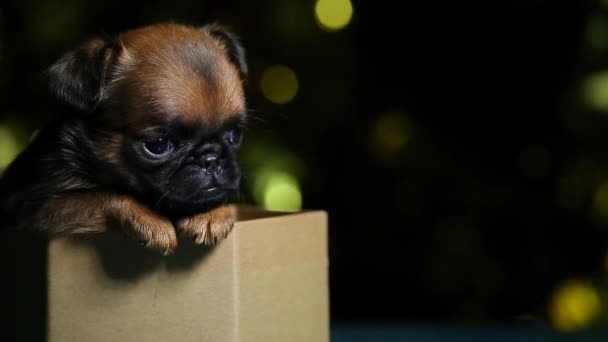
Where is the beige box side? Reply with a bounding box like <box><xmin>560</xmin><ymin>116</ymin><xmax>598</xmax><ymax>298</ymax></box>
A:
<box><xmin>48</xmin><ymin>234</ymin><xmax>237</xmax><ymax>342</ymax></box>
<box><xmin>236</xmin><ymin>211</ymin><xmax>329</xmax><ymax>342</ymax></box>
<box><xmin>43</xmin><ymin>206</ymin><xmax>328</xmax><ymax>342</ymax></box>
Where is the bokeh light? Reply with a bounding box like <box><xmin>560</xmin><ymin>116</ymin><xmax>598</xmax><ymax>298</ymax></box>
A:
<box><xmin>550</xmin><ymin>280</ymin><xmax>600</xmax><ymax>331</ymax></box>
<box><xmin>253</xmin><ymin>168</ymin><xmax>302</xmax><ymax>211</ymax></box>
<box><xmin>0</xmin><ymin>126</ymin><xmax>21</xmax><ymax>169</ymax></box>
<box><xmin>260</xmin><ymin>65</ymin><xmax>299</xmax><ymax>104</ymax></box>
<box><xmin>314</xmin><ymin>0</ymin><xmax>353</xmax><ymax>31</ymax></box>
<box><xmin>370</xmin><ymin>110</ymin><xmax>411</xmax><ymax>160</ymax></box>
<box><xmin>243</xmin><ymin>138</ymin><xmax>306</xmax><ymax>211</ymax></box>
<box><xmin>582</xmin><ymin>71</ymin><xmax>608</xmax><ymax>111</ymax></box>
<box><xmin>261</xmin><ymin>172</ymin><xmax>302</xmax><ymax>211</ymax></box>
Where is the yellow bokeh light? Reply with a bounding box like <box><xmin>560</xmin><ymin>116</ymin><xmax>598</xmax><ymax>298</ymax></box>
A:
<box><xmin>257</xmin><ymin>172</ymin><xmax>302</xmax><ymax>211</ymax></box>
<box><xmin>260</xmin><ymin>65</ymin><xmax>299</xmax><ymax>104</ymax></box>
<box><xmin>0</xmin><ymin>125</ymin><xmax>21</xmax><ymax>169</ymax></box>
<box><xmin>314</xmin><ymin>0</ymin><xmax>353</xmax><ymax>31</ymax></box>
<box><xmin>593</xmin><ymin>181</ymin><xmax>608</xmax><ymax>221</ymax></box>
<box><xmin>370</xmin><ymin>111</ymin><xmax>411</xmax><ymax>160</ymax></box>
<box><xmin>550</xmin><ymin>280</ymin><xmax>600</xmax><ymax>331</ymax></box>
<box><xmin>582</xmin><ymin>71</ymin><xmax>608</xmax><ymax>111</ymax></box>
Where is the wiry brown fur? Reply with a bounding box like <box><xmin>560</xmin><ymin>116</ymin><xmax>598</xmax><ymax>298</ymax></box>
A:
<box><xmin>0</xmin><ymin>23</ymin><xmax>248</xmax><ymax>254</ymax></box>
<box><xmin>103</xmin><ymin>24</ymin><xmax>245</xmax><ymax>130</ymax></box>
<box><xmin>38</xmin><ymin>192</ymin><xmax>177</xmax><ymax>254</ymax></box>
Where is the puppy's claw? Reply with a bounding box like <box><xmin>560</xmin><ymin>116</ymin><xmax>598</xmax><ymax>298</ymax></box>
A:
<box><xmin>193</xmin><ymin>228</ymin><xmax>209</xmax><ymax>245</ymax></box>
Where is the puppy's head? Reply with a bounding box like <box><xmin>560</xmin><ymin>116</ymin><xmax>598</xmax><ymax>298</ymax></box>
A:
<box><xmin>47</xmin><ymin>23</ymin><xmax>248</xmax><ymax>217</ymax></box>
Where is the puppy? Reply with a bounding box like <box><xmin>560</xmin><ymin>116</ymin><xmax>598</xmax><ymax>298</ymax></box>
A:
<box><xmin>0</xmin><ymin>23</ymin><xmax>248</xmax><ymax>254</ymax></box>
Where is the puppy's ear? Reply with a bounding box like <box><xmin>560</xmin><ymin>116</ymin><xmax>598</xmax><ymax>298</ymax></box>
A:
<box><xmin>47</xmin><ymin>37</ymin><xmax>121</xmax><ymax>113</ymax></box>
<box><xmin>202</xmin><ymin>24</ymin><xmax>248</xmax><ymax>81</ymax></box>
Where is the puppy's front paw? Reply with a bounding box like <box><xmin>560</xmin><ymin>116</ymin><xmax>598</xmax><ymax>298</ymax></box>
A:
<box><xmin>113</xmin><ymin>199</ymin><xmax>178</xmax><ymax>255</ymax></box>
<box><xmin>130</xmin><ymin>213</ymin><xmax>178</xmax><ymax>255</ymax></box>
<box><xmin>176</xmin><ymin>206</ymin><xmax>235</xmax><ymax>245</ymax></box>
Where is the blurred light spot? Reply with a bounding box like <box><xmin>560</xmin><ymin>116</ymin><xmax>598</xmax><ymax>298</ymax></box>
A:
<box><xmin>260</xmin><ymin>65</ymin><xmax>299</xmax><ymax>104</ymax></box>
<box><xmin>243</xmin><ymin>138</ymin><xmax>306</xmax><ymax>210</ymax></box>
<box><xmin>582</xmin><ymin>71</ymin><xmax>608</xmax><ymax>111</ymax></box>
<box><xmin>370</xmin><ymin>111</ymin><xmax>411</xmax><ymax>160</ymax></box>
<box><xmin>550</xmin><ymin>280</ymin><xmax>600</xmax><ymax>331</ymax></box>
<box><xmin>517</xmin><ymin>145</ymin><xmax>551</xmax><ymax>179</ymax></box>
<box><xmin>0</xmin><ymin>125</ymin><xmax>21</xmax><ymax>169</ymax></box>
<box><xmin>257</xmin><ymin>171</ymin><xmax>302</xmax><ymax>211</ymax></box>
<box><xmin>314</xmin><ymin>0</ymin><xmax>353</xmax><ymax>31</ymax></box>
<box><xmin>593</xmin><ymin>181</ymin><xmax>608</xmax><ymax>222</ymax></box>
<box><xmin>586</xmin><ymin>15</ymin><xmax>608</xmax><ymax>51</ymax></box>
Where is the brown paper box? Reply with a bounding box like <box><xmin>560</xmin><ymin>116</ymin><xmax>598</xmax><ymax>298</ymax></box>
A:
<box><xmin>2</xmin><ymin>206</ymin><xmax>329</xmax><ymax>342</ymax></box>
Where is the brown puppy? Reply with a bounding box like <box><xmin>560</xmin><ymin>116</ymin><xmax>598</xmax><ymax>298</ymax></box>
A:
<box><xmin>0</xmin><ymin>23</ymin><xmax>248</xmax><ymax>254</ymax></box>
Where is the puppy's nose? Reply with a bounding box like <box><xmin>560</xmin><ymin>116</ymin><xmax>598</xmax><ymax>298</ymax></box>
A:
<box><xmin>199</xmin><ymin>154</ymin><xmax>220</xmax><ymax>174</ymax></box>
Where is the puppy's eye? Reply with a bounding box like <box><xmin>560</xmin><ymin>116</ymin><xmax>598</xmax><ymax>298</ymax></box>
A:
<box><xmin>143</xmin><ymin>135</ymin><xmax>174</xmax><ymax>158</ymax></box>
<box><xmin>225</xmin><ymin>127</ymin><xmax>243</xmax><ymax>146</ymax></box>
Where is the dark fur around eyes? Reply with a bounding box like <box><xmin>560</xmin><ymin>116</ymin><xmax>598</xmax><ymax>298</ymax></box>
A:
<box><xmin>133</xmin><ymin>115</ymin><xmax>246</xmax><ymax>143</ymax></box>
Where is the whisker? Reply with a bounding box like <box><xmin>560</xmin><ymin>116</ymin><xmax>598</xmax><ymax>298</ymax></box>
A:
<box><xmin>154</xmin><ymin>187</ymin><xmax>174</xmax><ymax>209</ymax></box>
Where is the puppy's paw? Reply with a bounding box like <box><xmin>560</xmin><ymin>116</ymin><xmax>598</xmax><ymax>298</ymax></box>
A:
<box><xmin>176</xmin><ymin>206</ymin><xmax>235</xmax><ymax>245</ymax></box>
<box><xmin>130</xmin><ymin>214</ymin><xmax>178</xmax><ymax>255</ymax></box>
<box><xmin>114</xmin><ymin>200</ymin><xmax>178</xmax><ymax>255</ymax></box>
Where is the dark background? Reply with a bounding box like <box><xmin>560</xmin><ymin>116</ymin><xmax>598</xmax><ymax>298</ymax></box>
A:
<box><xmin>3</xmin><ymin>0</ymin><xmax>608</xmax><ymax>333</ymax></box>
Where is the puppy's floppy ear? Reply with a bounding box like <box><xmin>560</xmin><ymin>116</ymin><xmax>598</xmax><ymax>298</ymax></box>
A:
<box><xmin>47</xmin><ymin>37</ymin><xmax>121</xmax><ymax>113</ymax></box>
<box><xmin>202</xmin><ymin>24</ymin><xmax>248</xmax><ymax>81</ymax></box>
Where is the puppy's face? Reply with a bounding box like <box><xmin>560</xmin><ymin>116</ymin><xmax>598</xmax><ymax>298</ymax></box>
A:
<box><xmin>48</xmin><ymin>24</ymin><xmax>248</xmax><ymax>217</ymax></box>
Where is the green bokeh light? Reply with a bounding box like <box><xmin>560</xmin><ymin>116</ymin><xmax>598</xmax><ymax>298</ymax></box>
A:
<box><xmin>0</xmin><ymin>125</ymin><xmax>22</xmax><ymax>169</ymax></box>
<box><xmin>260</xmin><ymin>65</ymin><xmax>299</xmax><ymax>104</ymax></box>
<box><xmin>582</xmin><ymin>71</ymin><xmax>608</xmax><ymax>111</ymax></box>
<box><xmin>260</xmin><ymin>171</ymin><xmax>302</xmax><ymax>211</ymax></box>
<box><xmin>242</xmin><ymin>138</ymin><xmax>306</xmax><ymax>211</ymax></box>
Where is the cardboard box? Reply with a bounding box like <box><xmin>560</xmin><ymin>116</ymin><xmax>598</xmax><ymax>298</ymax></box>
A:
<box><xmin>3</xmin><ymin>205</ymin><xmax>329</xmax><ymax>342</ymax></box>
